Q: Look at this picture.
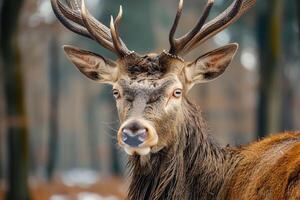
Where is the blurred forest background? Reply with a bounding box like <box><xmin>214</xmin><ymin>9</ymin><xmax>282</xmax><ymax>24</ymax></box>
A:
<box><xmin>0</xmin><ymin>0</ymin><xmax>299</xmax><ymax>199</ymax></box>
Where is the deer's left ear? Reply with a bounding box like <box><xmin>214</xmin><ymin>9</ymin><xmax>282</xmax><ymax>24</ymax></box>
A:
<box><xmin>63</xmin><ymin>45</ymin><xmax>119</xmax><ymax>84</ymax></box>
<box><xmin>184</xmin><ymin>43</ymin><xmax>238</xmax><ymax>87</ymax></box>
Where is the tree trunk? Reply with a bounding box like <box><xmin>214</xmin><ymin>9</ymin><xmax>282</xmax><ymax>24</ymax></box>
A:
<box><xmin>280</xmin><ymin>0</ymin><xmax>297</xmax><ymax>131</ymax></box>
<box><xmin>46</xmin><ymin>36</ymin><xmax>60</xmax><ymax>180</ymax></box>
<box><xmin>256</xmin><ymin>0</ymin><xmax>283</xmax><ymax>138</ymax></box>
<box><xmin>296</xmin><ymin>0</ymin><xmax>300</xmax><ymax>39</ymax></box>
<box><xmin>0</xmin><ymin>47</ymin><xmax>3</xmax><ymax>182</ymax></box>
<box><xmin>0</xmin><ymin>0</ymin><xmax>30</xmax><ymax>200</ymax></box>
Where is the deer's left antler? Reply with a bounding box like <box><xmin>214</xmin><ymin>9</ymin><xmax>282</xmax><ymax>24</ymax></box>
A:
<box><xmin>168</xmin><ymin>0</ymin><xmax>256</xmax><ymax>56</ymax></box>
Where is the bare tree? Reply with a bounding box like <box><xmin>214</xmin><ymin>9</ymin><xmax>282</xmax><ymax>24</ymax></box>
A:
<box><xmin>280</xmin><ymin>0</ymin><xmax>299</xmax><ymax>131</ymax></box>
<box><xmin>0</xmin><ymin>0</ymin><xmax>30</xmax><ymax>199</ymax></box>
<box><xmin>256</xmin><ymin>0</ymin><xmax>283</xmax><ymax>137</ymax></box>
<box><xmin>46</xmin><ymin>36</ymin><xmax>61</xmax><ymax>180</ymax></box>
<box><xmin>296</xmin><ymin>0</ymin><xmax>300</xmax><ymax>39</ymax></box>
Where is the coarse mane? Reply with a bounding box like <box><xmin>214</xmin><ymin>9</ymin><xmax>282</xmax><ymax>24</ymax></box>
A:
<box><xmin>127</xmin><ymin>98</ymin><xmax>234</xmax><ymax>200</ymax></box>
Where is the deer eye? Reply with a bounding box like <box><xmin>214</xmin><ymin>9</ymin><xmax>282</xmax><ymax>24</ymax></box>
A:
<box><xmin>112</xmin><ymin>89</ymin><xmax>120</xmax><ymax>99</ymax></box>
<box><xmin>173</xmin><ymin>89</ymin><xmax>182</xmax><ymax>98</ymax></box>
<box><xmin>125</xmin><ymin>96</ymin><xmax>134</xmax><ymax>102</ymax></box>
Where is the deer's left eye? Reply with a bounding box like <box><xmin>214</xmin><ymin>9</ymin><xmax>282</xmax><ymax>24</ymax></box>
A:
<box><xmin>112</xmin><ymin>89</ymin><xmax>120</xmax><ymax>99</ymax></box>
<box><xmin>173</xmin><ymin>89</ymin><xmax>182</xmax><ymax>98</ymax></box>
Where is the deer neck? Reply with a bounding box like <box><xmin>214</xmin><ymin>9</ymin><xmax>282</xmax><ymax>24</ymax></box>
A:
<box><xmin>127</xmin><ymin>99</ymin><xmax>231</xmax><ymax>200</ymax></box>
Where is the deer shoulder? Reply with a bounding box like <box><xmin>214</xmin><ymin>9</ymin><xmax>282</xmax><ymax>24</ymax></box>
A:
<box><xmin>222</xmin><ymin>132</ymin><xmax>300</xmax><ymax>200</ymax></box>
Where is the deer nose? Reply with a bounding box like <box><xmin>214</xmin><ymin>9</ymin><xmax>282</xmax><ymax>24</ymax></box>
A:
<box><xmin>121</xmin><ymin>121</ymin><xmax>148</xmax><ymax>147</ymax></box>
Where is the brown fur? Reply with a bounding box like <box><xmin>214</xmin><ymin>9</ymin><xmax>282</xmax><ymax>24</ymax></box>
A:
<box><xmin>222</xmin><ymin>133</ymin><xmax>300</xmax><ymax>200</ymax></box>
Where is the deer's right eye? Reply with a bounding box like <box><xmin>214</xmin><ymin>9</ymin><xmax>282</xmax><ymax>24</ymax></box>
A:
<box><xmin>112</xmin><ymin>89</ymin><xmax>120</xmax><ymax>99</ymax></box>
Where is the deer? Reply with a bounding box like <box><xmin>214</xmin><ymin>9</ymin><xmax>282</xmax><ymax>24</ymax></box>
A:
<box><xmin>51</xmin><ymin>0</ymin><xmax>300</xmax><ymax>199</ymax></box>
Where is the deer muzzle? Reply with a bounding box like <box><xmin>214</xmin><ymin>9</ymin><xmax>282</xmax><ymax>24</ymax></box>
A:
<box><xmin>118</xmin><ymin>119</ymin><xmax>158</xmax><ymax>155</ymax></box>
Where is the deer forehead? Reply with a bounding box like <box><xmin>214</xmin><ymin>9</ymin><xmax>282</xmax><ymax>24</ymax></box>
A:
<box><xmin>114</xmin><ymin>75</ymin><xmax>182</xmax><ymax>94</ymax></box>
<box><xmin>117</xmin><ymin>54</ymin><xmax>185</xmax><ymax>78</ymax></box>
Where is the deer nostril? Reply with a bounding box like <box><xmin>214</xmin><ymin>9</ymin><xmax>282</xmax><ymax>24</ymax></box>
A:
<box><xmin>122</xmin><ymin>132</ymin><xmax>128</xmax><ymax>142</ymax></box>
<box><xmin>122</xmin><ymin>128</ymin><xmax>133</xmax><ymax>136</ymax></box>
<box><xmin>137</xmin><ymin>129</ymin><xmax>148</xmax><ymax>141</ymax></box>
<box><xmin>136</xmin><ymin>128</ymin><xmax>146</xmax><ymax>135</ymax></box>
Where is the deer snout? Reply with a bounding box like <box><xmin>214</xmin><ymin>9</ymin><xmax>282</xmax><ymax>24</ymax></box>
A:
<box><xmin>121</xmin><ymin>121</ymin><xmax>148</xmax><ymax>147</ymax></box>
<box><xmin>118</xmin><ymin>119</ymin><xmax>158</xmax><ymax>155</ymax></box>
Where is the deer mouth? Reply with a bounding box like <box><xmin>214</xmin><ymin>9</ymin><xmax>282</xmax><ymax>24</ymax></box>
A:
<box><xmin>124</xmin><ymin>146</ymin><xmax>151</xmax><ymax>156</ymax></box>
<box><xmin>118</xmin><ymin>119</ymin><xmax>158</xmax><ymax>156</ymax></box>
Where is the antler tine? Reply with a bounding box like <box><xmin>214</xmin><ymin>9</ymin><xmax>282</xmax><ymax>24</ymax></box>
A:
<box><xmin>113</xmin><ymin>6</ymin><xmax>124</xmax><ymax>46</ymax></box>
<box><xmin>182</xmin><ymin>0</ymin><xmax>256</xmax><ymax>54</ymax></box>
<box><xmin>81</xmin><ymin>0</ymin><xmax>132</xmax><ymax>57</ymax></box>
<box><xmin>110</xmin><ymin>17</ymin><xmax>124</xmax><ymax>57</ymax></box>
<box><xmin>114</xmin><ymin>6</ymin><xmax>128</xmax><ymax>50</ymax></box>
<box><xmin>169</xmin><ymin>0</ymin><xmax>184</xmax><ymax>55</ymax></box>
<box><xmin>51</xmin><ymin>0</ymin><xmax>92</xmax><ymax>39</ymax></box>
<box><xmin>176</xmin><ymin>0</ymin><xmax>214</xmax><ymax>52</ymax></box>
<box><xmin>114</xmin><ymin>5</ymin><xmax>123</xmax><ymax>35</ymax></box>
<box><xmin>110</xmin><ymin>6</ymin><xmax>131</xmax><ymax>57</ymax></box>
<box><xmin>169</xmin><ymin>0</ymin><xmax>214</xmax><ymax>55</ymax></box>
<box><xmin>81</xmin><ymin>0</ymin><xmax>119</xmax><ymax>53</ymax></box>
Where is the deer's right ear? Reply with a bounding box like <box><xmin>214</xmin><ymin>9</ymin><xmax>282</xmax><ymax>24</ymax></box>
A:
<box><xmin>63</xmin><ymin>45</ymin><xmax>119</xmax><ymax>84</ymax></box>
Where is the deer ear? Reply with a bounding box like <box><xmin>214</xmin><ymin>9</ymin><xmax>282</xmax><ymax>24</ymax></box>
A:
<box><xmin>185</xmin><ymin>43</ymin><xmax>238</xmax><ymax>87</ymax></box>
<box><xmin>63</xmin><ymin>45</ymin><xmax>119</xmax><ymax>84</ymax></box>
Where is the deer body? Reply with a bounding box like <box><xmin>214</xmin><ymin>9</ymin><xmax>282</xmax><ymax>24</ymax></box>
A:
<box><xmin>51</xmin><ymin>0</ymin><xmax>300</xmax><ymax>199</ymax></box>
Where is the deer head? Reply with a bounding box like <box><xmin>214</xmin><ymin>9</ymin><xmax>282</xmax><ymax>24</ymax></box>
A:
<box><xmin>51</xmin><ymin>0</ymin><xmax>255</xmax><ymax>156</ymax></box>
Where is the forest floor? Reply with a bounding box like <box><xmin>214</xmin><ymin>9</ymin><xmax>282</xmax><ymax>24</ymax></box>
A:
<box><xmin>0</xmin><ymin>176</ymin><xmax>126</xmax><ymax>200</ymax></box>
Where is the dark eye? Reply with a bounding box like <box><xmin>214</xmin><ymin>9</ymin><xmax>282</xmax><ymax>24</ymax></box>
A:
<box><xmin>173</xmin><ymin>89</ymin><xmax>182</xmax><ymax>98</ymax></box>
<box><xmin>125</xmin><ymin>96</ymin><xmax>134</xmax><ymax>102</ymax></box>
<box><xmin>112</xmin><ymin>89</ymin><xmax>120</xmax><ymax>99</ymax></box>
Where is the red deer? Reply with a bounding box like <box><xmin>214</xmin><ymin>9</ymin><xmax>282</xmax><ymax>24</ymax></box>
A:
<box><xmin>51</xmin><ymin>0</ymin><xmax>300</xmax><ymax>199</ymax></box>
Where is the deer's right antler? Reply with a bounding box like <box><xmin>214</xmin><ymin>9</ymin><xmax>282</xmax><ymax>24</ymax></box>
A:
<box><xmin>51</xmin><ymin>0</ymin><xmax>133</xmax><ymax>58</ymax></box>
<box><xmin>168</xmin><ymin>0</ymin><xmax>256</xmax><ymax>56</ymax></box>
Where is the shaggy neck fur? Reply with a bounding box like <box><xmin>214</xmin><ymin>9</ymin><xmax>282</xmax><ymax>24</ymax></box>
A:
<box><xmin>127</xmin><ymin>98</ymin><xmax>233</xmax><ymax>200</ymax></box>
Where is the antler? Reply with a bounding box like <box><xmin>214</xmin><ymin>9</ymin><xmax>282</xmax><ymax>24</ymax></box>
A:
<box><xmin>110</xmin><ymin>6</ymin><xmax>129</xmax><ymax>57</ymax></box>
<box><xmin>169</xmin><ymin>0</ymin><xmax>256</xmax><ymax>56</ymax></box>
<box><xmin>169</xmin><ymin>0</ymin><xmax>214</xmax><ymax>55</ymax></box>
<box><xmin>51</xmin><ymin>0</ymin><xmax>132</xmax><ymax>57</ymax></box>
